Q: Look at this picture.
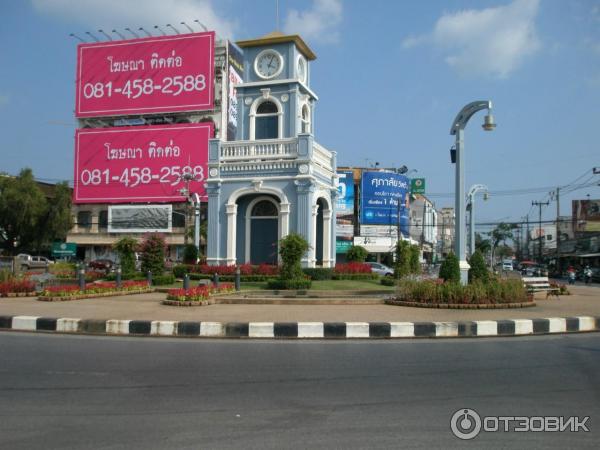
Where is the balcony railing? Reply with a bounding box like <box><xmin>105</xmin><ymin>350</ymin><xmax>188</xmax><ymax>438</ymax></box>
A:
<box><xmin>220</xmin><ymin>138</ymin><xmax>298</xmax><ymax>162</ymax></box>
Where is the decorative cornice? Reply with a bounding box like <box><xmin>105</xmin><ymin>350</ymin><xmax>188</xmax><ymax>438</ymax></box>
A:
<box><xmin>236</xmin><ymin>33</ymin><xmax>317</xmax><ymax>61</ymax></box>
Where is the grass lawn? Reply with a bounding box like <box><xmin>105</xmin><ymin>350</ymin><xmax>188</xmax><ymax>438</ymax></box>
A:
<box><xmin>239</xmin><ymin>278</ymin><xmax>395</xmax><ymax>291</ymax></box>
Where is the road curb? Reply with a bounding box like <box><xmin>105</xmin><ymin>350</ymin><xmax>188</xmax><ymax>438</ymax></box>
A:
<box><xmin>0</xmin><ymin>315</ymin><xmax>599</xmax><ymax>339</ymax></box>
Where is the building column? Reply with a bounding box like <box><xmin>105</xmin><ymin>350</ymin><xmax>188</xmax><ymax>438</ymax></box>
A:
<box><xmin>206</xmin><ymin>183</ymin><xmax>221</xmax><ymax>266</ymax></box>
<box><xmin>295</xmin><ymin>180</ymin><xmax>315</xmax><ymax>267</ymax></box>
<box><xmin>322</xmin><ymin>209</ymin><xmax>332</xmax><ymax>268</ymax></box>
<box><xmin>280</xmin><ymin>202</ymin><xmax>290</xmax><ymax>239</ymax></box>
<box><xmin>225</xmin><ymin>203</ymin><xmax>237</xmax><ymax>266</ymax></box>
<box><xmin>310</xmin><ymin>204</ymin><xmax>318</xmax><ymax>267</ymax></box>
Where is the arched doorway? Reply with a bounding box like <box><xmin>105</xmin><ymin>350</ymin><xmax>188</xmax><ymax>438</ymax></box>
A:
<box><xmin>247</xmin><ymin>198</ymin><xmax>279</xmax><ymax>264</ymax></box>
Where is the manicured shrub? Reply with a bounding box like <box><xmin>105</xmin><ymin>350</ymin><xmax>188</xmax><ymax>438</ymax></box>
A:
<box><xmin>409</xmin><ymin>245</ymin><xmax>421</xmax><ymax>274</ymax></box>
<box><xmin>182</xmin><ymin>244</ymin><xmax>198</xmax><ymax>264</ymax></box>
<box><xmin>152</xmin><ymin>274</ymin><xmax>176</xmax><ymax>286</ymax></box>
<box><xmin>439</xmin><ymin>252</ymin><xmax>460</xmax><ymax>283</ymax></box>
<box><xmin>468</xmin><ymin>250</ymin><xmax>489</xmax><ymax>283</ymax></box>
<box><xmin>267</xmin><ymin>278</ymin><xmax>312</xmax><ymax>290</ymax></box>
<box><xmin>302</xmin><ymin>268</ymin><xmax>333</xmax><ymax>280</ymax></box>
<box><xmin>346</xmin><ymin>245</ymin><xmax>368</xmax><ymax>263</ymax></box>
<box><xmin>394</xmin><ymin>240</ymin><xmax>411</xmax><ymax>278</ymax></box>
<box><xmin>139</xmin><ymin>233</ymin><xmax>166</xmax><ymax>276</ymax></box>
<box><xmin>113</xmin><ymin>237</ymin><xmax>138</xmax><ymax>276</ymax></box>
<box><xmin>380</xmin><ymin>277</ymin><xmax>396</xmax><ymax>286</ymax></box>
<box><xmin>279</xmin><ymin>233</ymin><xmax>309</xmax><ymax>280</ymax></box>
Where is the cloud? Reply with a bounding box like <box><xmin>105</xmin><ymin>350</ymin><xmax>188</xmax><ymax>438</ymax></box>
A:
<box><xmin>283</xmin><ymin>0</ymin><xmax>343</xmax><ymax>44</ymax></box>
<box><xmin>402</xmin><ymin>0</ymin><xmax>541</xmax><ymax>78</ymax></box>
<box><xmin>31</xmin><ymin>0</ymin><xmax>236</xmax><ymax>39</ymax></box>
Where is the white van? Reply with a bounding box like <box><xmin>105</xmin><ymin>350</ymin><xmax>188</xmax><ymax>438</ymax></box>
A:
<box><xmin>502</xmin><ymin>260</ymin><xmax>513</xmax><ymax>271</ymax></box>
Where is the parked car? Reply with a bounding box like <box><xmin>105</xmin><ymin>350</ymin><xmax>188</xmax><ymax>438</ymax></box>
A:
<box><xmin>88</xmin><ymin>259</ymin><xmax>114</xmax><ymax>272</ymax></box>
<box><xmin>19</xmin><ymin>255</ymin><xmax>53</xmax><ymax>270</ymax></box>
<box><xmin>366</xmin><ymin>262</ymin><xmax>394</xmax><ymax>276</ymax></box>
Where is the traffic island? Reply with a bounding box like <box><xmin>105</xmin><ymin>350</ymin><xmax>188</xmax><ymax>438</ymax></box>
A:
<box><xmin>162</xmin><ymin>284</ymin><xmax>235</xmax><ymax>306</ymax></box>
<box><xmin>385</xmin><ymin>299</ymin><xmax>536</xmax><ymax>309</ymax></box>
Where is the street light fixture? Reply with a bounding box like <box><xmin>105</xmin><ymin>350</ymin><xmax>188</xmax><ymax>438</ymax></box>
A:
<box><xmin>450</xmin><ymin>101</ymin><xmax>496</xmax><ymax>285</ymax></box>
<box><xmin>467</xmin><ymin>184</ymin><xmax>488</xmax><ymax>257</ymax></box>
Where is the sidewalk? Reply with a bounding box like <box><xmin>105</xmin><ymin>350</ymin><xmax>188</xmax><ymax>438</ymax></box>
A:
<box><xmin>0</xmin><ymin>285</ymin><xmax>599</xmax><ymax>323</ymax></box>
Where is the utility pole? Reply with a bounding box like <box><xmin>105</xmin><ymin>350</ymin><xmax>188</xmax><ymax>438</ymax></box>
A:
<box><xmin>555</xmin><ymin>187</ymin><xmax>561</xmax><ymax>273</ymax></box>
<box><xmin>525</xmin><ymin>215</ymin><xmax>530</xmax><ymax>260</ymax></box>
<box><xmin>532</xmin><ymin>200</ymin><xmax>550</xmax><ymax>264</ymax></box>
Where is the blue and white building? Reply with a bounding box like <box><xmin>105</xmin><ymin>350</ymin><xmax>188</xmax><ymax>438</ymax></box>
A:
<box><xmin>206</xmin><ymin>32</ymin><xmax>337</xmax><ymax>267</ymax></box>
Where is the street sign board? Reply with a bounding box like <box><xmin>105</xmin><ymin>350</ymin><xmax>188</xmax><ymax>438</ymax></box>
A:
<box><xmin>411</xmin><ymin>178</ymin><xmax>426</xmax><ymax>194</ymax></box>
<box><xmin>52</xmin><ymin>242</ymin><xmax>77</xmax><ymax>257</ymax></box>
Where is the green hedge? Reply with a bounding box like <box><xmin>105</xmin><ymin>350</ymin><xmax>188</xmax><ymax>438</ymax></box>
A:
<box><xmin>266</xmin><ymin>278</ymin><xmax>312</xmax><ymax>290</ymax></box>
<box><xmin>152</xmin><ymin>274</ymin><xmax>176</xmax><ymax>286</ymax></box>
<box><xmin>104</xmin><ymin>272</ymin><xmax>146</xmax><ymax>281</ymax></box>
<box><xmin>332</xmin><ymin>273</ymin><xmax>379</xmax><ymax>280</ymax></box>
<box><xmin>380</xmin><ymin>277</ymin><xmax>396</xmax><ymax>286</ymax></box>
<box><xmin>302</xmin><ymin>268</ymin><xmax>333</xmax><ymax>280</ymax></box>
<box><xmin>395</xmin><ymin>279</ymin><xmax>529</xmax><ymax>304</ymax></box>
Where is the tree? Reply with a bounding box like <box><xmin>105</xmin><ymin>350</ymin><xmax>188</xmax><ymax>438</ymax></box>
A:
<box><xmin>346</xmin><ymin>245</ymin><xmax>368</xmax><ymax>263</ymax></box>
<box><xmin>491</xmin><ymin>222</ymin><xmax>516</xmax><ymax>266</ymax></box>
<box><xmin>475</xmin><ymin>232</ymin><xmax>491</xmax><ymax>255</ymax></box>
<box><xmin>394</xmin><ymin>240</ymin><xmax>411</xmax><ymax>279</ymax></box>
<box><xmin>468</xmin><ymin>250</ymin><xmax>489</xmax><ymax>283</ymax></box>
<box><xmin>439</xmin><ymin>252</ymin><xmax>460</xmax><ymax>283</ymax></box>
<box><xmin>139</xmin><ymin>233</ymin><xmax>166</xmax><ymax>275</ymax></box>
<box><xmin>0</xmin><ymin>169</ymin><xmax>72</xmax><ymax>254</ymax></box>
<box><xmin>113</xmin><ymin>237</ymin><xmax>138</xmax><ymax>276</ymax></box>
<box><xmin>409</xmin><ymin>245</ymin><xmax>421</xmax><ymax>274</ymax></box>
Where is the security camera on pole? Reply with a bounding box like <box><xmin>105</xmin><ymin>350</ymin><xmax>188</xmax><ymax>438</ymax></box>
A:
<box><xmin>450</xmin><ymin>101</ymin><xmax>496</xmax><ymax>285</ymax></box>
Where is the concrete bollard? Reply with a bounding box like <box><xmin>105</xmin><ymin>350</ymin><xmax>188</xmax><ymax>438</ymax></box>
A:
<box><xmin>235</xmin><ymin>267</ymin><xmax>241</xmax><ymax>291</ymax></box>
<box><xmin>213</xmin><ymin>272</ymin><xmax>220</xmax><ymax>289</ymax></box>
<box><xmin>116</xmin><ymin>265</ymin><xmax>122</xmax><ymax>289</ymax></box>
<box><xmin>147</xmin><ymin>270</ymin><xmax>152</xmax><ymax>286</ymax></box>
<box><xmin>183</xmin><ymin>273</ymin><xmax>190</xmax><ymax>290</ymax></box>
<box><xmin>78</xmin><ymin>264</ymin><xmax>86</xmax><ymax>291</ymax></box>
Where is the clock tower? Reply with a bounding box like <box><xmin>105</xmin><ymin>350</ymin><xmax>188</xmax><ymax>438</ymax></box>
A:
<box><xmin>234</xmin><ymin>31</ymin><xmax>317</xmax><ymax>140</ymax></box>
<box><xmin>206</xmin><ymin>32</ymin><xmax>337</xmax><ymax>269</ymax></box>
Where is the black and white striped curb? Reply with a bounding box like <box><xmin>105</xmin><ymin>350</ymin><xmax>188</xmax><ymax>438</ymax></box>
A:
<box><xmin>1</xmin><ymin>315</ymin><xmax>599</xmax><ymax>338</ymax></box>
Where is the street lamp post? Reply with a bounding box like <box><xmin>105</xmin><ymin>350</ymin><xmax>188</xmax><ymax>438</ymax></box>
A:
<box><xmin>450</xmin><ymin>101</ymin><xmax>496</xmax><ymax>285</ymax></box>
<box><xmin>467</xmin><ymin>184</ymin><xmax>488</xmax><ymax>257</ymax></box>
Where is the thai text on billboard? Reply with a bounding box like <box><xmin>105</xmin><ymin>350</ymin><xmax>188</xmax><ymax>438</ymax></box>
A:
<box><xmin>360</xmin><ymin>171</ymin><xmax>410</xmax><ymax>238</ymax></box>
<box><xmin>73</xmin><ymin>123</ymin><xmax>212</xmax><ymax>204</ymax></box>
<box><xmin>336</xmin><ymin>170</ymin><xmax>355</xmax><ymax>239</ymax></box>
<box><xmin>75</xmin><ymin>32</ymin><xmax>214</xmax><ymax>117</ymax></box>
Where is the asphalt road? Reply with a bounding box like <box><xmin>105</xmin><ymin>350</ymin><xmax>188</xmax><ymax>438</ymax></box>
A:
<box><xmin>0</xmin><ymin>333</ymin><xmax>598</xmax><ymax>449</ymax></box>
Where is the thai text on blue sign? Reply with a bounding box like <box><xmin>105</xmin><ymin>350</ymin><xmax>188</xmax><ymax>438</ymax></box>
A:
<box><xmin>360</xmin><ymin>171</ymin><xmax>410</xmax><ymax>238</ymax></box>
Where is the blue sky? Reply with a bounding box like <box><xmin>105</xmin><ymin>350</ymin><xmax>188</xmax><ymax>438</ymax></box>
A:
<box><xmin>1</xmin><ymin>0</ymin><xmax>599</xmax><ymax>230</ymax></box>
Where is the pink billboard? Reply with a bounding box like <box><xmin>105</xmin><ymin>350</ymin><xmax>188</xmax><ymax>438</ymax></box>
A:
<box><xmin>73</xmin><ymin>123</ymin><xmax>213</xmax><ymax>204</ymax></box>
<box><xmin>75</xmin><ymin>32</ymin><xmax>214</xmax><ymax>117</ymax></box>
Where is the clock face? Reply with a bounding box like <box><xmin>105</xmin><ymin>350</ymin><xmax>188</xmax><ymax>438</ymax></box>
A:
<box><xmin>297</xmin><ymin>56</ymin><xmax>307</xmax><ymax>83</ymax></box>
<box><xmin>255</xmin><ymin>49</ymin><xmax>284</xmax><ymax>79</ymax></box>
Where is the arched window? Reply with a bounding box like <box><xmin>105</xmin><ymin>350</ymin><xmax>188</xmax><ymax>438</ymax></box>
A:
<box><xmin>301</xmin><ymin>104</ymin><xmax>311</xmax><ymax>134</ymax></box>
<box><xmin>252</xmin><ymin>200</ymin><xmax>278</xmax><ymax>217</ymax></box>
<box><xmin>255</xmin><ymin>101</ymin><xmax>279</xmax><ymax>140</ymax></box>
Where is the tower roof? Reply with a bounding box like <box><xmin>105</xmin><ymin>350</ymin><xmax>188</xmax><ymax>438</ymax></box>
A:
<box><xmin>236</xmin><ymin>32</ymin><xmax>317</xmax><ymax>61</ymax></box>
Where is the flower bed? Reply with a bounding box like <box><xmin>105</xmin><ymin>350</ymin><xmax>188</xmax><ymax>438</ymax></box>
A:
<box><xmin>331</xmin><ymin>262</ymin><xmax>379</xmax><ymax>280</ymax></box>
<box><xmin>38</xmin><ymin>281</ymin><xmax>152</xmax><ymax>301</ymax></box>
<box><xmin>387</xmin><ymin>279</ymin><xmax>533</xmax><ymax>308</ymax></box>
<box><xmin>163</xmin><ymin>283</ymin><xmax>235</xmax><ymax>306</ymax></box>
<box><xmin>173</xmin><ymin>263</ymin><xmax>278</xmax><ymax>278</ymax></box>
<box><xmin>0</xmin><ymin>279</ymin><xmax>37</xmax><ymax>297</ymax></box>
